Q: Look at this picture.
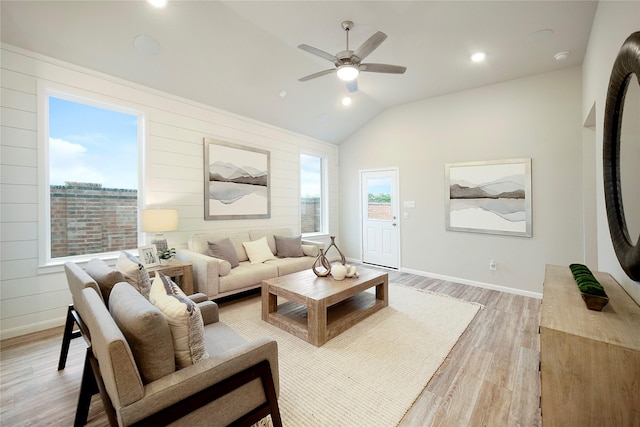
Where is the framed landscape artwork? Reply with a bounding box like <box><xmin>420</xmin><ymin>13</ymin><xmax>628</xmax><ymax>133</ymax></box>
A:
<box><xmin>445</xmin><ymin>158</ymin><xmax>532</xmax><ymax>237</ymax></box>
<box><xmin>204</xmin><ymin>138</ymin><xmax>270</xmax><ymax>220</ymax></box>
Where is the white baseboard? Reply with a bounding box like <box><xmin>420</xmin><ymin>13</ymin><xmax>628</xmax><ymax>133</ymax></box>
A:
<box><xmin>0</xmin><ymin>316</ymin><xmax>65</xmax><ymax>341</ymax></box>
<box><xmin>348</xmin><ymin>257</ymin><xmax>542</xmax><ymax>299</ymax></box>
<box><xmin>399</xmin><ymin>267</ymin><xmax>542</xmax><ymax>299</ymax></box>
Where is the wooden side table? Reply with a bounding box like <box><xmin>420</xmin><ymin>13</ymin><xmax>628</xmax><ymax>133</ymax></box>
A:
<box><xmin>147</xmin><ymin>260</ymin><xmax>194</xmax><ymax>295</ymax></box>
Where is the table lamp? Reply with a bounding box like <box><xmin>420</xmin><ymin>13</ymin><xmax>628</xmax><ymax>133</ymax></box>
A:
<box><xmin>141</xmin><ymin>209</ymin><xmax>178</xmax><ymax>252</ymax></box>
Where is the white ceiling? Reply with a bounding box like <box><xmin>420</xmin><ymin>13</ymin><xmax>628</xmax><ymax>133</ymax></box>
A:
<box><xmin>1</xmin><ymin>1</ymin><xmax>597</xmax><ymax>144</ymax></box>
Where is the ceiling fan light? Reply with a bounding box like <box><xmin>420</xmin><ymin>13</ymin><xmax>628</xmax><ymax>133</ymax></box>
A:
<box><xmin>337</xmin><ymin>65</ymin><xmax>359</xmax><ymax>81</ymax></box>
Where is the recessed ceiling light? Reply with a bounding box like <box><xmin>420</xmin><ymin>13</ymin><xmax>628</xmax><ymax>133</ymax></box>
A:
<box><xmin>554</xmin><ymin>51</ymin><xmax>570</xmax><ymax>61</ymax></box>
<box><xmin>530</xmin><ymin>29</ymin><xmax>554</xmax><ymax>42</ymax></box>
<box><xmin>278</xmin><ymin>90</ymin><xmax>287</xmax><ymax>98</ymax></box>
<box><xmin>147</xmin><ymin>0</ymin><xmax>168</xmax><ymax>8</ymax></box>
<box><xmin>133</xmin><ymin>35</ymin><xmax>161</xmax><ymax>55</ymax></box>
<box><xmin>342</xmin><ymin>96</ymin><xmax>352</xmax><ymax>106</ymax></box>
<box><xmin>471</xmin><ymin>52</ymin><xmax>486</xmax><ymax>63</ymax></box>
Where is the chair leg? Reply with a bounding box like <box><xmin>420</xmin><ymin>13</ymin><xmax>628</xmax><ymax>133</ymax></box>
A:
<box><xmin>259</xmin><ymin>361</ymin><xmax>282</xmax><ymax>427</ymax></box>
<box><xmin>58</xmin><ymin>305</ymin><xmax>80</xmax><ymax>370</ymax></box>
<box><xmin>74</xmin><ymin>350</ymin><xmax>98</xmax><ymax>427</ymax></box>
<box><xmin>87</xmin><ymin>347</ymin><xmax>119</xmax><ymax>427</ymax></box>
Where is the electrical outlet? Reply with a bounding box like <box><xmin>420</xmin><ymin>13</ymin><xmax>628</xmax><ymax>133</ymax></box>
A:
<box><xmin>489</xmin><ymin>260</ymin><xmax>496</xmax><ymax>271</ymax></box>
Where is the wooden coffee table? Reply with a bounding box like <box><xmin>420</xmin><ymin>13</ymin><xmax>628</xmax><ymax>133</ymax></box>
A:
<box><xmin>261</xmin><ymin>267</ymin><xmax>388</xmax><ymax>346</ymax></box>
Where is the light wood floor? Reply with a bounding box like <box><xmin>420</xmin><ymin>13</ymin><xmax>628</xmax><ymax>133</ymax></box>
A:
<box><xmin>0</xmin><ymin>270</ymin><xmax>541</xmax><ymax>426</ymax></box>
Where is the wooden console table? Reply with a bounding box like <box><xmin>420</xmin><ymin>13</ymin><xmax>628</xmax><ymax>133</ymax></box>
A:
<box><xmin>147</xmin><ymin>260</ymin><xmax>194</xmax><ymax>295</ymax></box>
<box><xmin>540</xmin><ymin>264</ymin><xmax>640</xmax><ymax>426</ymax></box>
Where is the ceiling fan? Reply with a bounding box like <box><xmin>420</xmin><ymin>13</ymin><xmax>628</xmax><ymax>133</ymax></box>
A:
<box><xmin>298</xmin><ymin>21</ymin><xmax>407</xmax><ymax>93</ymax></box>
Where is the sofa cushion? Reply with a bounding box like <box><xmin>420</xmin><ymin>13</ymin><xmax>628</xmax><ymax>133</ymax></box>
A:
<box><xmin>266</xmin><ymin>256</ymin><xmax>316</xmax><ymax>277</ymax></box>
<box><xmin>219</xmin><ymin>262</ymin><xmax>278</xmax><ymax>294</ymax></box>
<box><xmin>243</xmin><ymin>236</ymin><xmax>276</xmax><ymax>264</ymax></box>
<box><xmin>109</xmin><ymin>282</ymin><xmax>175</xmax><ymax>383</ymax></box>
<box><xmin>116</xmin><ymin>252</ymin><xmax>151</xmax><ymax>299</ymax></box>
<box><xmin>84</xmin><ymin>258</ymin><xmax>125</xmax><ymax>304</ymax></box>
<box><xmin>150</xmin><ymin>273</ymin><xmax>209</xmax><ymax>369</ymax></box>
<box><xmin>274</xmin><ymin>235</ymin><xmax>305</xmax><ymax>258</ymax></box>
<box><xmin>207</xmin><ymin>238</ymin><xmax>239</xmax><ymax>268</ymax></box>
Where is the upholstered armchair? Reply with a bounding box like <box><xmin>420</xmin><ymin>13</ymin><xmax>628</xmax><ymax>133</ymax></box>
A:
<box><xmin>75</xmin><ymin>281</ymin><xmax>281</xmax><ymax>426</ymax></box>
<box><xmin>61</xmin><ymin>259</ymin><xmax>281</xmax><ymax>426</ymax></box>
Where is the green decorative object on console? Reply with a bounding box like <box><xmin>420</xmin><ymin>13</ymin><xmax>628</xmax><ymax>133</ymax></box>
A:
<box><xmin>569</xmin><ymin>263</ymin><xmax>609</xmax><ymax>311</ymax></box>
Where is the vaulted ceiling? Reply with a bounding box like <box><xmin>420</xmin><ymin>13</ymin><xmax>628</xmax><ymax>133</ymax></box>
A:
<box><xmin>1</xmin><ymin>1</ymin><xmax>597</xmax><ymax>144</ymax></box>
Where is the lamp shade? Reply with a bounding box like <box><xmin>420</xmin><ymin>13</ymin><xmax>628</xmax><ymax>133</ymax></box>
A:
<box><xmin>141</xmin><ymin>209</ymin><xmax>179</xmax><ymax>233</ymax></box>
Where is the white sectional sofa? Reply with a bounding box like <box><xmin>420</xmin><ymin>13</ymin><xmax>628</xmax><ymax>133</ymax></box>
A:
<box><xmin>176</xmin><ymin>228</ymin><xmax>323</xmax><ymax>300</ymax></box>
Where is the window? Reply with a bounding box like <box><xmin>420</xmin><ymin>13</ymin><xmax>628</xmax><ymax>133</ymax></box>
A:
<box><xmin>45</xmin><ymin>92</ymin><xmax>142</xmax><ymax>261</ymax></box>
<box><xmin>300</xmin><ymin>153</ymin><xmax>324</xmax><ymax>234</ymax></box>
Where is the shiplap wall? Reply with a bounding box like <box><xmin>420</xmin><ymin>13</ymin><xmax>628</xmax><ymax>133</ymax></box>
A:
<box><xmin>0</xmin><ymin>44</ymin><xmax>339</xmax><ymax>339</ymax></box>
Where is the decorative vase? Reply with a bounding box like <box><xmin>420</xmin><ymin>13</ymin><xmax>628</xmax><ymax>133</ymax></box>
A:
<box><xmin>345</xmin><ymin>264</ymin><xmax>358</xmax><ymax>278</ymax></box>
<box><xmin>330</xmin><ymin>263</ymin><xmax>347</xmax><ymax>280</ymax></box>
<box><xmin>312</xmin><ymin>248</ymin><xmax>331</xmax><ymax>277</ymax></box>
<box><xmin>325</xmin><ymin>236</ymin><xmax>346</xmax><ymax>265</ymax></box>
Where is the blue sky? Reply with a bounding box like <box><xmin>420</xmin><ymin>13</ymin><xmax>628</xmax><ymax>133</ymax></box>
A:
<box><xmin>300</xmin><ymin>153</ymin><xmax>321</xmax><ymax>197</ymax></box>
<box><xmin>366</xmin><ymin>177</ymin><xmax>391</xmax><ymax>196</ymax></box>
<box><xmin>49</xmin><ymin>97</ymin><xmax>139</xmax><ymax>189</ymax></box>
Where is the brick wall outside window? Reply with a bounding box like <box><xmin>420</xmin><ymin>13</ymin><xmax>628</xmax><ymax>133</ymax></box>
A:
<box><xmin>50</xmin><ymin>182</ymin><xmax>138</xmax><ymax>258</ymax></box>
<box><xmin>301</xmin><ymin>197</ymin><xmax>321</xmax><ymax>233</ymax></box>
<box><xmin>368</xmin><ymin>202</ymin><xmax>392</xmax><ymax>220</ymax></box>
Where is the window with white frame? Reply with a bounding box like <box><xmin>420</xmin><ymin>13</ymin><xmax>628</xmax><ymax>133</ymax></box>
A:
<box><xmin>45</xmin><ymin>92</ymin><xmax>142</xmax><ymax>261</ymax></box>
<box><xmin>300</xmin><ymin>153</ymin><xmax>325</xmax><ymax>234</ymax></box>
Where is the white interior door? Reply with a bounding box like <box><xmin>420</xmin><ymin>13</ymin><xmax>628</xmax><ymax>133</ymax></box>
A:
<box><xmin>361</xmin><ymin>169</ymin><xmax>399</xmax><ymax>268</ymax></box>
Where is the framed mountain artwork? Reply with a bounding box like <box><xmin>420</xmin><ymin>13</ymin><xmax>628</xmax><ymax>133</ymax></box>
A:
<box><xmin>204</xmin><ymin>138</ymin><xmax>270</xmax><ymax>220</ymax></box>
<box><xmin>445</xmin><ymin>158</ymin><xmax>532</xmax><ymax>237</ymax></box>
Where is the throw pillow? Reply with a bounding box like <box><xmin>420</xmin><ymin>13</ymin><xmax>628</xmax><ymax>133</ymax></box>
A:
<box><xmin>84</xmin><ymin>258</ymin><xmax>125</xmax><ymax>304</ymax></box>
<box><xmin>116</xmin><ymin>251</ymin><xmax>152</xmax><ymax>299</ymax></box>
<box><xmin>242</xmin><ymin>236</ymin><xmax>276</xmax><ymax>264</ymax></box>
<box><xmin>217</xmin><ymin>260</ymin><xmax>232</xmax><ymax>277</ymax></box>
<box><xmin>274</xmin><ymin>235</ymin><xmax>305</xmax><ymax>258</ymax></box>
<box><xmin>149</xmin><ymin>273</ymin><xmax>209</xmax><ymax>369</ymax></box>
<box><xmin>108</xmin><ymin>282</ymin><xmax>175</xmax><ymax>383</ymax></box>
<box><xmin>207</xmin><ymin>238</ymin><xmax>239</xmax><ymax>268</ymax></box>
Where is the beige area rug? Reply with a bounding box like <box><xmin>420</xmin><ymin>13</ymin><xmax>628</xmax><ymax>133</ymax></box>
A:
<box><xmin>219</xmin><ymin>284</ymin><xmax>482</xmax><ymax>427</ymax></box>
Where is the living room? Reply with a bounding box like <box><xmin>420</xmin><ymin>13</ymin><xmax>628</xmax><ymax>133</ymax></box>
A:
<box><xmin>1</xmin><ymin>1</ymin><xmax>639</xmax><ymax>426</ymax></box>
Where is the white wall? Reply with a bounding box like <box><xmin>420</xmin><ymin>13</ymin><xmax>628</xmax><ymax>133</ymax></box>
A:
<box><xmin>0</xmin><ymin>44</ymin><xmax>339</xmax><ymax>339</ymax></box>
<box><xmin>339</xmin><ymin>67</ymin><xmax>584</xmax><ymax>296</ymax></box>
<box><xmin>582</xmin><ymin>1</ymin><xmax>640</xmax><ymax>304</ymax></box>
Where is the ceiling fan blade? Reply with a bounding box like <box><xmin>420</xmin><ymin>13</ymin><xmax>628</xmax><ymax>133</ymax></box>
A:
<box><xmin>298</xmin><ymin>44</ymin><xmax>338</xmax><ymax>63</ymax></box>
<box><xmin>360</xmin><ymin>63</ymin><xmax>407</xmax><ymax>74</ymax></box>
<box><xmin>346</xmin><ymin>79</ymin><xmax>358</xmax><ymax>93</ymax></box>
<box><xmin>353</xmin><ymin>31</ymin><xmax>387</xmax><ymax>61</ymax></box>
<box><xmin>298</xmin><ymin>69</ymin><xmax>335</xmax><ymax>82</ymax></box>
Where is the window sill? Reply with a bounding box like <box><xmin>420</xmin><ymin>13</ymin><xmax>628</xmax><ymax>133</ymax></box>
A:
<box><xmin>302</xmin><ymin>232</ymin><xmax>330</xmax><ymax>240</ymax></box>
<box><xmin>37</xmin><ymin>252</ymin><xmax>126</xmax><ymax>275</ymax></box>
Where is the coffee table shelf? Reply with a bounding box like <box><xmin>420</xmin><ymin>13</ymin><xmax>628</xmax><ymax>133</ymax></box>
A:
<box><xmin>262</xmin><ymin>268</ymin><xmax>388</xmax><ymax>346</ymax></box>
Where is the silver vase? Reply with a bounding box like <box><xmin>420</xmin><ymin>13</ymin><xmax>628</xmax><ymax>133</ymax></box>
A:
<box><xmin>312</xmin><ymin>248</ymin><xmax>331</xmax><ymax>277</ymax></box>
<box><xmin>324</xmin><ymin>236</ymin><xmax>346</xmax><ymax>265</ymax></box>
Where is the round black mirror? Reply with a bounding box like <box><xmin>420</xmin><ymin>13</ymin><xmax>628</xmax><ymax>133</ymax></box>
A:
<box><xmin>603</xmin><ymin>31</ymin><xmax>640</xmax><ymax>280</ymax></box>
